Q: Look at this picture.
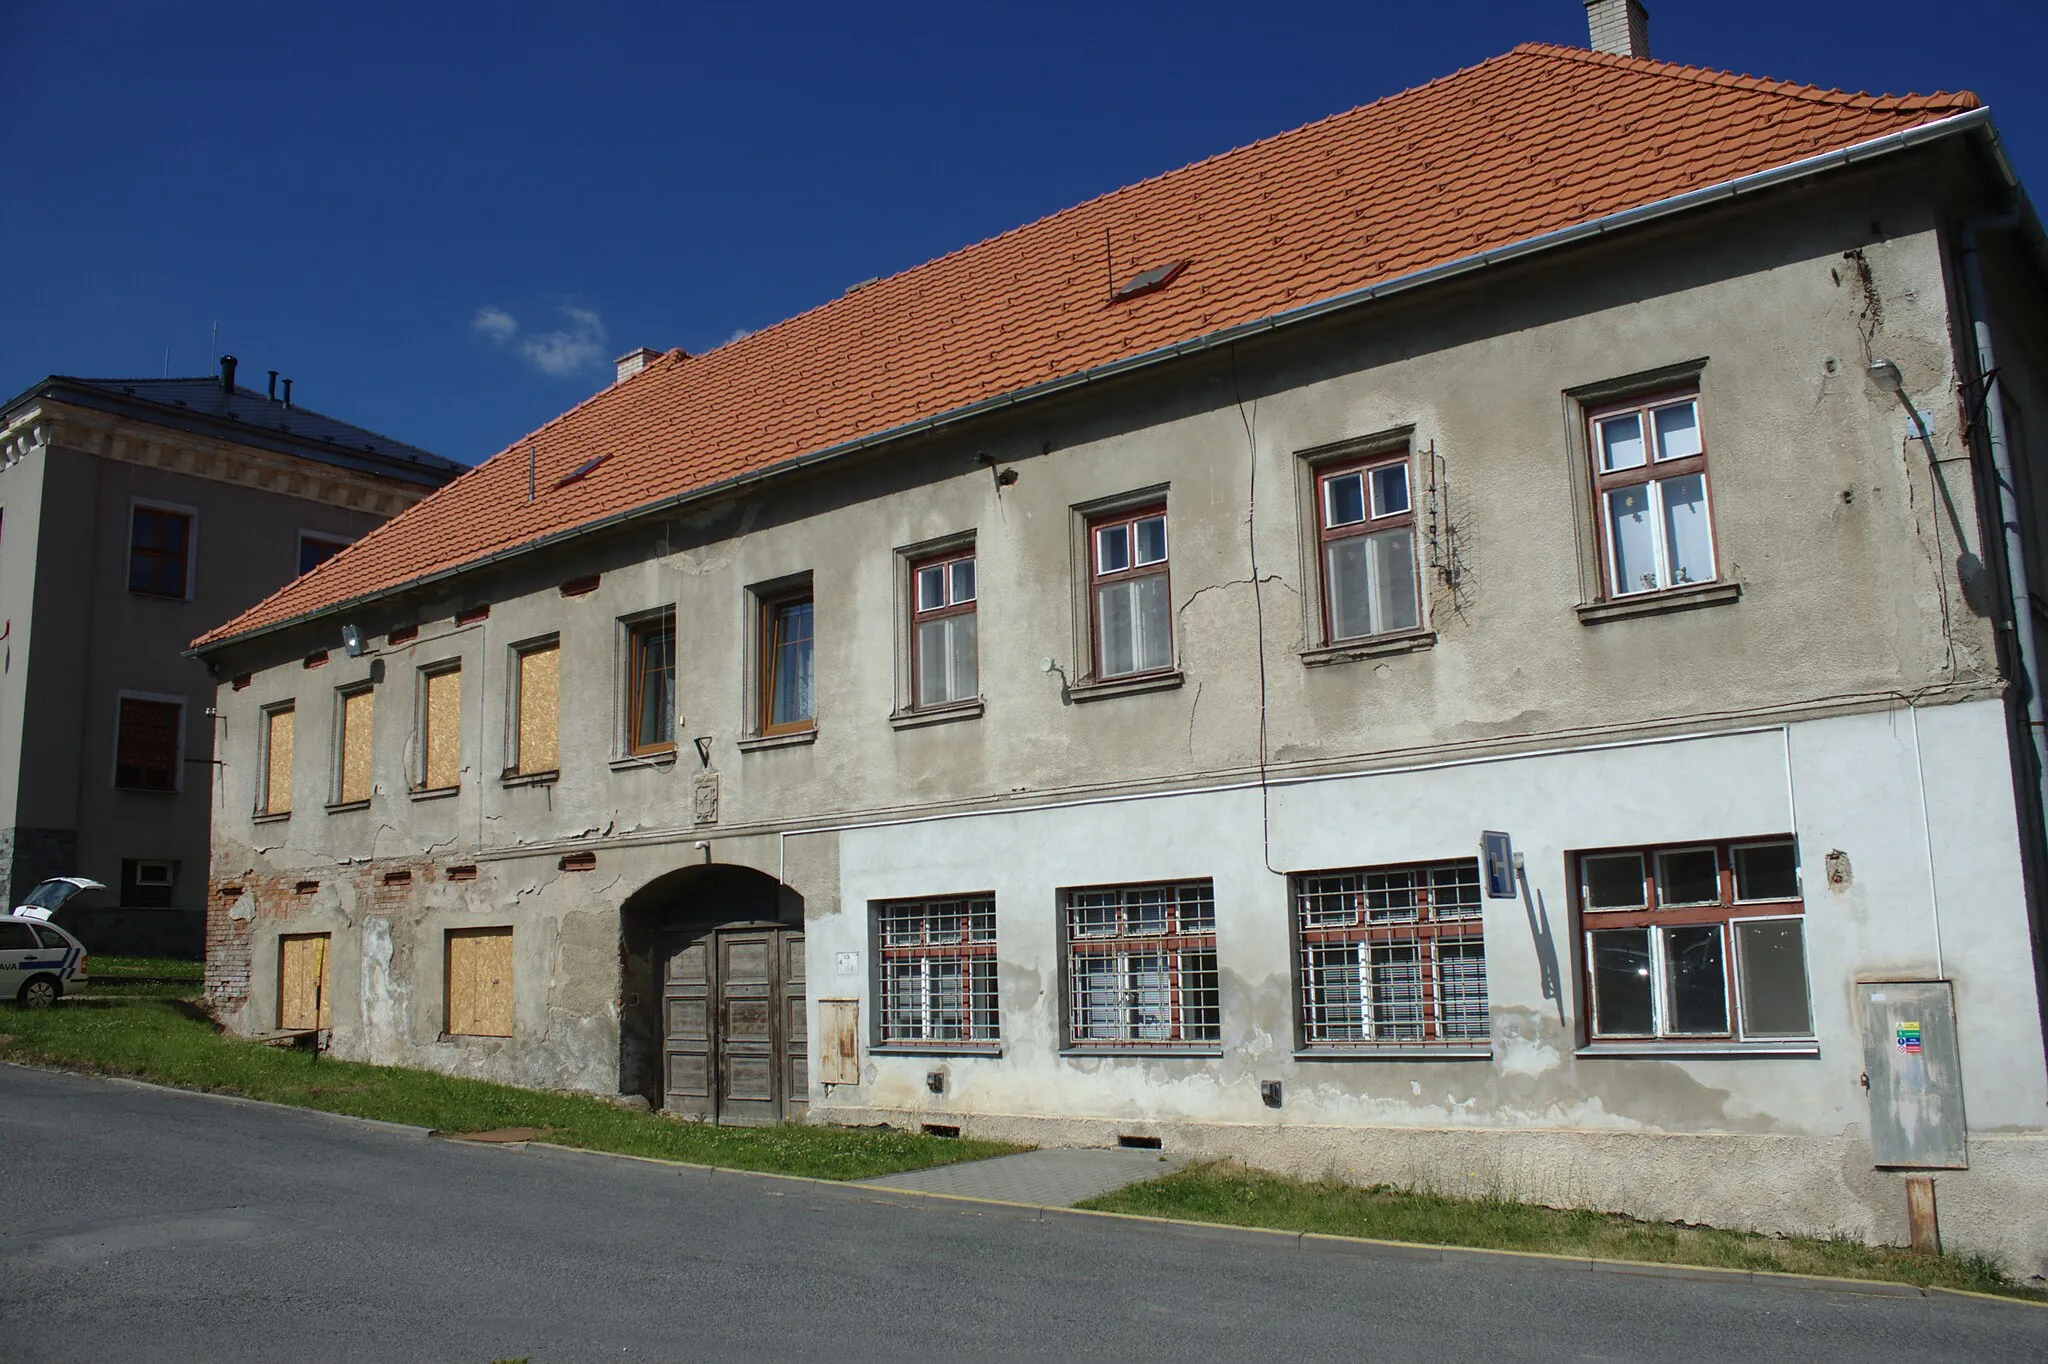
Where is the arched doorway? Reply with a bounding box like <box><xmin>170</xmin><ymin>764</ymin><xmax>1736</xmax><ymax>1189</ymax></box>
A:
<box><xmin>619</xmin><ymin>864</ymin><xmax>806</xmax><ymax>1125</ymax></box>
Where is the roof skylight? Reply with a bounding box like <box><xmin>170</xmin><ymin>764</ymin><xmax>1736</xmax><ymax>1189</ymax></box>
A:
<box><xmin>1111</xmin><ymin>260</ymin><xmax>1188</xmax><ymax>303</ymax></box>
<box><xmin>554</xmin><ymin>455</ymin><xmax>608</xmax><ymax>489</ymax></box>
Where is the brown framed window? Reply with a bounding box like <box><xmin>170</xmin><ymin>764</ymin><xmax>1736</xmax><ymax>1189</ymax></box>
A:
<box><xmin>510</xmin><ymin>639</ymin><xmax>560</xmax><ymax>776</ymax></box>
<box><xmin>332</xmin><ymin>685</ymin><xmax>374</xmax><ymax>805</ymax></box>
<box><xmin>259</xmin><ymin>702</ymin><xmax>295</xmax><ymax>814</ymax></box>
<box><xmin>1295</xmin><ymin>859</ymin><xmax>1486</xmax><ymax>1047</ymax></box>
<box><xmin>1089</xmin><ymin>507</ymin><xmax>1171</xmax><ymax>679</ymax></box>
<box><xmin>114</xmin><ymin>695</ymin><xmax>182</xmax><ymax>791</ymax></box>
<box><xmin>418</xmin><ymin>664</ymin><xmax>461</xmax><ymax>791</ymax></box>
<box><xmin>1589</xmin><ymin>390</ymin><xmax>1715</xmax><ymax>598</ymax></box>
<box><xmin>626</xmin><ymin>610</ymin><xmax>677</xmax><ymax>754</ymax></box>
<box><xmin>759</xmin><ymin>592</ymin><xmax>814</xmax><ymax>734</ymax></box>
<box><xmin>874</xmin><ymin>895</ymin><xmax>998</xmax><ymax>1047</ymax></box>
<box><xmin>911</xmin><ymin>550</ymin><xmax>977</xmax><ymax>709</ymax></box>
<box><xmin>129</xmin><ymin>504</ymin><xmax>193</xmax><ymax>598</ymax></box>
<box><xmin>1063</xmin><ymin>880</ymin><xmax>1219</xmax><ymax>1048</ymax></box>
<box><xmin>1316</xmin><ymin>455</ymin><xmax>1420</xmax><ymax>641</ymax></box>
<box><xmin>1577</xmin><ymin>837</ymin><xmax>1811</xmax><ymax>1042</ymax></box>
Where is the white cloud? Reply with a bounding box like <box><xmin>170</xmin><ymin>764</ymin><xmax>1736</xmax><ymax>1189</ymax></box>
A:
<box><xmin>724</xmin><ymin>326</ymin><xmax>753</xmax><ymax>346</ymax></box>
<box><xmin>518</xmin><ymin>306</ymin><xmax>608</xmax><ymax>378</ymax></box>
<box><xmin>471</xmin><ymin>306</ymin><xmax>519</xmax><ymax>343</ymax></box>
<box><xmin>471</xmin><ymin>303</ymin><xmax>609</xmax><ymax>379</ymax></box>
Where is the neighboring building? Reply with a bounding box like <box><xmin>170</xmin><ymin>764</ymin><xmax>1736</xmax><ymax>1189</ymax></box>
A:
<box><xmin>194</xmin><ymin>14</ymin><xmax>2048</xmax><ymax>1269</ymax></box>
<box><xmin>0</xmin><ymin>359</ymin><xmax>463</xmax><ymax>954</ymax></box>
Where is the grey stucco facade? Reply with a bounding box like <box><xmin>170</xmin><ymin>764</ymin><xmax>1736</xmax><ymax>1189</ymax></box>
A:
<box><xmin>197</xmin><ymin>146</ymin><xmax>2048</xmax><ymax>1269</ymax></box>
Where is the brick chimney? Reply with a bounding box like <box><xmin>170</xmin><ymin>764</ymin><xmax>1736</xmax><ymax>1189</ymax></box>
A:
<box><xmin>1584</xmin><ymin>0</ymin><xmax>1650</xmax><ymax>58</ymax></box>
<box><xmin>613</xmin><ymin>347</ymin><xmax>661</xmax><ymax>385</ymax></box>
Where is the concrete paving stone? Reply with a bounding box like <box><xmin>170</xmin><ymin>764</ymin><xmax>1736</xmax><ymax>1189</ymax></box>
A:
<box><xmin>856</xmin><ymin>1144</ymin><xmax>1193</xmax><ymax>1206</ymax></box>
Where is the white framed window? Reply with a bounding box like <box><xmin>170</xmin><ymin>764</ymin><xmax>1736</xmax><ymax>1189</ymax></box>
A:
<box><xmin>1088</xmin><ymin>505</ymin><xmax>1172</xmax><ymax>679</ymax></box>
<box><xmin>909</xmin><ymin>548</ymin><xmax>977</xmax><ymax>709</ymax></box>
<box><xmin>1314</xmin><ymin>453</ymin><xmax>1421</xmax><ymax>642</ymax></box>
<box><xmin>1578</xmin><ymin>837</ymin><xmax>1811</xmax><ymax>1042</ymax></box>
<box><xmin>1294</xmin><ymin>859</ymin><xmax>1487</xmax><ymax>1047</ymax></box>
<box><xmin>873</xmin><ymin>895</ymin><xmax>999</xmax><ymax>1047</ymax></box>
<box><xmin>1588</xmin><ymin>391</ymin><xmax>1716</xmax><ymax>598</ymax></box>
<box><xmin>1063</xmin><ymin>880</ymin><xmax>1218</xmax><ymax>1049</ymax></box>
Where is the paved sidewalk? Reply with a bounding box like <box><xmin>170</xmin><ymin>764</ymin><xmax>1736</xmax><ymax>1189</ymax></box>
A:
<box><xmin>857</xmin><ymin>1145</ymin><xmax>1192</xmax><ymax>1206</ymax></box>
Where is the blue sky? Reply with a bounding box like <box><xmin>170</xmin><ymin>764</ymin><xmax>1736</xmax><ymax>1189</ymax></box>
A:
<box><xmin>3</xmin><ymin>1</ymin><xmax>2043</xmax><ymax>466</ymax></box>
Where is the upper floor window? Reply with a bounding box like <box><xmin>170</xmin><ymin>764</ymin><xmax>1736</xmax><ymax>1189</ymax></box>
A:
<box><xmin>114</xmin><ymin>694</ymin><xmax>182</xmax><ymax>792</ymax></box>
<box><xmin>626</xmin><ymin>610</ymin><xmax>677</xmax><ymax>755</ymax></box>
<box><xmin>911</xmin><ymin>550</ymin><xmax>977</xmax><ymax>709</ymax></box>
<box><xmin>1316</xmin><ymin>454</ymin><xmax>1420</xmax><ymax>642</ymax></box>
<box><xmin>759</xmin><ymin>591</ymin><xmax>815</xmax><ymax>734</ymax></box>
<box><xmin>1295</xmin><ymin>859</ymin><xmax>1487</xmax><ymax>1048</ymax></box>
<box><xmin>874</xmin><ymin>895</ymin><xmax>999</xmax><ymax>1048</ymax></box>
<box><xmin>417</xmin><ymin>663</ymin><xmax>462</xmax><ymax>792</ymax></box>
<box><xmin>258</xmin><ymin>702</ymin><xmax>295</xmax><ymax>815</ymax></box>
<box><xmin>508</xmin><ymin>638</ymin><xmax>560</xmax><ymax>778</ymax></box>
<box><xmin>129</xmin><ymin>503</ymin><xmax>194</xmax><ymax>599</ymax></box>
<box><xmin>1577</xmin><ymin>837</ymin><xmax>1810</xmax><ymax>1043</ymax></box>
<box><xmin>1063</xmin><ymin>879</ymin><xmax>1218</xmax><ymax>1049</ymax></box>
<box><xmin>297</xmin><ymin>532</ymin><xmax>352</xmax><ymax>577</ymax></box>
<box><xmin>1089</xmin><ymin>507</ymin><xmax>1171</xmax><ymax>679</ymax></box>
<box><xmin>1590</xmin><ymin>392</ymin><xmax>1715</xmax><ymax>598</ymax></box>
<box><xmin>332</xmin><ymin>684</ymin><xmax>374</xmax><ymax>806</ymax></box>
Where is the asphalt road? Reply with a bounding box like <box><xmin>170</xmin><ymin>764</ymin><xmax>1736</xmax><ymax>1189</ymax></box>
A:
<box><xmin>2</xmin><ymin>1064</ymin><xmax>2042</xmax><ymax>1363</ymax></box>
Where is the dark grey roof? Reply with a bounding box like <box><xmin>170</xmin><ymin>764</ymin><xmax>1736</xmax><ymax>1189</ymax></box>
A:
<box><xmin>6</xmin><ymin>374</ymin><xmax>465</xmax><ymax>488</ymax></box>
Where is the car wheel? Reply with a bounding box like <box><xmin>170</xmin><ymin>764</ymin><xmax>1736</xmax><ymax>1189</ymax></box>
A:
<box><xmin>17</xmin><ymin>975</ymin><xmax>58</xmax><ymax>1009</ymax></box>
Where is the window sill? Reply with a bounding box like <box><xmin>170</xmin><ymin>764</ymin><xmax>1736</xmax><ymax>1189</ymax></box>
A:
<box><xmin>252</xmin><ymin>810</ymin><xmax>292</xmax><ymax>825</ymax></box>
<box><xmin>870</xmin><ymin>1042</ymin><xmax>1004</xmax><ymax>1057</ymax></box>
<box><xmin>1294</xmin><ymin>1047</ymin><xmax>1493</xmax><ymax>1061</ymax></box>
<box><xmin>610</xmin><ymin>750</ymin><xmax>677</xmax><ymax>772</ymax></box>
<box><xmin>323</xmin><ymin>799</ymin><xmax>372</xmax><ymax>814</ymax></box>
<box><xmin>1577</xmin><ymin>581</ymin><xmax>1741</xmax><ymax>625</ymax></box>
<box><xmin>499</xmin><ymin>768</ymin><xmax>559</xmax><ymax>789</ymax></box>
<box><xmin>739</xmin><ymin>728</ymin><xmax>818</xmax><ymax>753</ymax></box>
<box><xmin>1060</xmin><ymin>1046</ymin><xmax>1223</xmax><ymax>1058</ymax></box>
<box><xmin>1067</xmin><ymin>670</ymin><xmax>1185</xmax><ymax>704</ymax></box>
<box><xmin>889</xmin><ymin>699</ymin><xmax>984</xmax><ymax>730</ymax></box>
<box><xmin>438</xmin><ymin>1032</ymin><xmax>512</xmax><ymax>1044</ymax></box>
<box><xmin>1575</xmin><ymin>1042</ymin><xmax>1819</xmax><ymax>1058</ymax></box>
<box><xmin>1299</xmin><ymin>630</ymin><xmax>1437</xmax><ymax>667</ymax></box>
<box><xmin>408</xmin><ymin>785</ymin><xmax>460</xmax><ymax>802</ymax></box>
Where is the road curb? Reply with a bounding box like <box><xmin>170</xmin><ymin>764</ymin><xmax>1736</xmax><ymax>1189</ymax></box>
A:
<box><xmin>3</xmin><ymin>1060</ymin><xmax>436</xmax><ymax>1139</ymax></box>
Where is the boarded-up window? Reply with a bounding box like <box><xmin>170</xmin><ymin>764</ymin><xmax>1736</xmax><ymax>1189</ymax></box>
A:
<box><xmin>336</xmin><ymin>687</ymin><xmax>374</xmax><ymax>804</ymax></box>
<box><xmin>278</xmin><ymin>933</ymin><xmax>332</xmax><ymax>1031</ymax></box>
<box><xmin>261</xmin><ymin>704</ymin><xmax>295</xmax><ymax>814</ymax></box>
<box><xmin>514</xmin><ymin>642</ymin><xmax>559</xmax><ymax>775</ymax></box>
<box><xmin>114</xmin><ymin>696</ymin><xmax>182</xmax><ymax>791</ymax></box>
<box><xmin>446</xmin><ymin>926</ymin><xmax>514</xmax><ymax>1036</ymax></box>
<box><xmin>422</xmin><ymin>665</ymin><xmax>462</xmax><ymax>790</ymax></box>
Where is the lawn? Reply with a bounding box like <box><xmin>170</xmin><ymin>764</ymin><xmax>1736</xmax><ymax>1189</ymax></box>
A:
<box><xmin>0</xmin><ymin>998</ymin><xmax>1019</xmax><ymax>1181</ymax></box>
<box><xmin>81</xmin><ymin>956</ymin><xmax>205</xmax><ymax>999</ymax></box>
<box><xmin>1080</xmin><ymin>1164</ymin><xmax>2046</xmax><ymax>1301</ymax></box>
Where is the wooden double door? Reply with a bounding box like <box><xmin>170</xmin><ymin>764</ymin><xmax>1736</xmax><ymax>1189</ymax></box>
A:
<box><xmin>660</xmin><ymin>924</ymin><xmax>806</xmax><ymax>1125</ymax></box>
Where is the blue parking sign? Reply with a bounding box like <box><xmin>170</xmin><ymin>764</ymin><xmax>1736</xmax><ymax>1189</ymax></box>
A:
<box><xmin>1481</xmin><ymin>831</ymin><xmax>1515</xmax><ymax>898</ymax></box>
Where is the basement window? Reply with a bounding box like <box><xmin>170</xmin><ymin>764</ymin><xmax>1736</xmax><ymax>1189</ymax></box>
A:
<box><xmin>1110</xmin><ymin>260</ymin><xmax>1187</xmax><ymax>303</ymax></box>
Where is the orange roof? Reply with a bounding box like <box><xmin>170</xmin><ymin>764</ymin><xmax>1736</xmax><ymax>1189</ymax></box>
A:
<box><xmin>197</xmin><ymin>43</ymin><xmax>1978</xmax><ymax>650</ymax></box>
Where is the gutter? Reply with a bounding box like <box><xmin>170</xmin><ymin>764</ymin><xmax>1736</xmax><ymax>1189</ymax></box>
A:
<box><xmin>193</xmin><ymin>106</ymin><xmax>1999</xmax><ymax>658</ymax></box>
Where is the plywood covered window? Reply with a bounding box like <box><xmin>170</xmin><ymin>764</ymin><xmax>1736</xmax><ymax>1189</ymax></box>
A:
<box><xmin>259</xmin><ymin>703</ymin><xmax>295</xmax><ymax>815</ymax></box>
<box><xmin>419</xmin><ymin>664</ymin><xmax>462</xmax><ymax>792</ymax></box>
<box><xmin>333</xmin><ymin>686</ymin><xmax>374</xmax><ymax>805</ymax></box>
<box><xmin>1316</xmin><ymin>454</ymin><xmax>1420</xmax><ymax>642</ymax></box>
<box><xmin>114</xmin><ymin>695</ymin><xmax>182</xmax><ymax>792</ymax></box>
<box><xmin>278</xmin><ymin>932</ymin><xmax>332</xmax><ymax>1031</ymax></box>
<box><xmin>510</xmin><ymin>639</ymin><xmax>560</xmax><ymax>776</ymax></box>
<box><xmin>128</xmin><ymin>503</ymin><xmax>194</xmax><ymax>598</ymax></box>
<box><xmin>445</xmin><ymin>926</ymin><xmax>514</xmax><ymax>1037</ymax></box>
<box><xmin>1589</xmin><ymin>390</ymin><xmax>1716</xmax><ymax>598</ymax></box>
<box><xmin>1088</xmin><ymin>506</ymin><xmax>1172</xmax><ymax>679</ymax></box>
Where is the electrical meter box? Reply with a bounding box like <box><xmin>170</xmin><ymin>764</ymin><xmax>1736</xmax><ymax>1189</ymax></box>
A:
<box><xmin>1857</xmin><ymin>980</ymin><xmax>1967</xmax><ymax>1169</ymax></box>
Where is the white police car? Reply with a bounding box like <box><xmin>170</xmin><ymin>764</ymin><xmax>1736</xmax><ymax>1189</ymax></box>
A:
<box><xmin>3</xmin><ymin>877</ymin><xmax>97</xmax><ymax>1006</ymax></box>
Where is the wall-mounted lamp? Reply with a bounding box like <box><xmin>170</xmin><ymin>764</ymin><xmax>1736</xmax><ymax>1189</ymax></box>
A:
<box><xmin>1867</xmin><ymin>359</ymin><xmax>1905</xmax><ymax>394</ymax></box>
<box><xmin>340</xmin><ymin>624</ymin><xmax>364</xmax><ymax>657</ymax></box>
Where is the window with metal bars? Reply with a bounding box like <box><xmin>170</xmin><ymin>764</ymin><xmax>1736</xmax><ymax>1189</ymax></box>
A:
<box><xmin>873</xmin><ymin>896</ymin><xmax>999</xmax><ymax>1048</ymax></box>
<box><xmin>1063</xmin><ymin>881</ymin><xmax>1219</xmax><ymax>1049</ymax></box>
<box><xmin>1294</xmin><ymin>860</ymin><xmax>1488</xmax><ymax>1047</ymax></box>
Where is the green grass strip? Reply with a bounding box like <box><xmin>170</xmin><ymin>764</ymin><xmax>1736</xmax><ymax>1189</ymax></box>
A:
<box><xmin>1079</xmin><ymin>1164</ymin><xmax>2045</xmax><ymax>1301</ymax></box>
<box><xmin>0</xmin><ymin>999</ymin><xmax>1019</xmax><ymax>1181</ymax></box>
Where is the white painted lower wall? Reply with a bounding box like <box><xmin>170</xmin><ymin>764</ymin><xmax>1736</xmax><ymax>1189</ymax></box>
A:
<box><xmin>813</xmin><ymin>699</ymin><xmax>2048</xmax><ymax>1274</ymax></box>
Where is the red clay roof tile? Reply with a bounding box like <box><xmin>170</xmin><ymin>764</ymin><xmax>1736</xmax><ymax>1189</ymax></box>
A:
<box><xmin>196</xmin><ymin>43</ymin><xmax>1978</xmax><ymax>649</ymax></box>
